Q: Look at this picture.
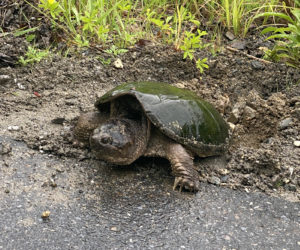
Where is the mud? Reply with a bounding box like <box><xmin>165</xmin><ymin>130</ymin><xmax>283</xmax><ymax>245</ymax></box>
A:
<box><xmin>1</xmin><ymin>3</ymin><xmax>300</xmax><ymax>201</ymax></box>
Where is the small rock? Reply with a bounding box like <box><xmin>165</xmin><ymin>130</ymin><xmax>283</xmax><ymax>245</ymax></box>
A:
<box><xmin>230</xmin><ymin>40</ymin><xmax>246</xmax><ymax>50</ymax></box>
<box><xmin>228</xmin><ymin>122</ymin><xmax>236</xmax><ymax>131</ymax></box>
<box><xmin>110</xmin><ymin>226</ymin><xmax>119</xmax><ymax>231</ymax></box>
<box><xmin>65</xmin><ymin>99</ymin><xmax>76</xmax><ymax>106</ymax></box>
<box><xmin>41</xmin><ymin>211</ymin><xmax>51</xmax><ymax>220</ymax></box>
<box><xmin>251</xmin><ymin>61</ymin><xmax>265</xmax><ymax>70</ymax></box>
<box><xmin>293</xmin><ymin>141</ymin><xmax>300</xmax><ymax>147</ymax></box>
<box><xmin>228</xmin><ymin>102</ymin><xmax>245</xmax><ymax>124</ymax></box>
<box><xmin>131</xmin><ymin>52</ymin><xmax>138</xmax><ymax>59</ymax></box>
<box><xmin>221</xmin><ymin>175</ymin><xmax>229</xmax><ymax>183</ymax></box>
<box><xmin>0</xmin><ymin>142</ymin><xmax>12</xmax><ymax>155</ymax></box>
<box><xmin>4</xmin><ymin>189</ymin><xmax>10</xmax><ymax>193</ymax></box>
<box><xmin>224</xmin><ymin>235</ymin><xmax>231</xmax><ymax>241</ymax></box>
<box><xmin>17</xmin><ymin>82</ymin><xmax>26</xmax><ymax>90</ymax></box>
<box><xmin>54</xmin><ymin>164</ymin><xmax>64</xmax><ymax>173</ymax></box>
<box><xmin>264</xmin><ymin>137</ymin><xmax>275</xmax><ymax>144</ymax></box>
<box><xmin>225</xmin><ymin>31</ymin><xmax>235</xmax><ymax>41</ymax></box>
<box><xmin>208</xmin><ymin>176</ymin><xmax>221</xmax><ymax>185</ymax></box>
<box><xmin>243</xmin><ymin>106</ymin><xmax>256</xmax><ymax>120</ymax></box>
<box><xmin>49</xmin><ymin>178</ymin><xmax>57</xmax><ymax>188</ymax></box>
<box><xmin>283</xmin><ymin>178</ymin><xmax>290</xmax><ymax>184</ymax></box>
<box><xmin>290</xmin><ymin>96</ymin><xmax>300</xmax><ymax>106</ymax></box>
<box><xmin>113</xmin><ymin>58</ymin><xmax>123</xmax><ymax>69</ymax></box>
<box><xmin>218</xmin><ymin>168</ymin><xmax>229</xmax><ymax>175</ymax></box>
<box><xmin>286</xmin><ymin>184</ymin><xmax>297</xmax><ymax>192</ymax></box>
<box><xmin>279</xmin><ymin>117</ymin><xmax>293</xmax><ymax>130</ymax></box>
<box><xmin>228</xmin><ymin>108</ymin><xmax>240</xmax><ymax>124</ymax></box>
<box><xmin>8</xmin><ymin>125</ymin><xmax>20</xmax><ymax>131</ymax></box>
<box><xmin>291</xmin><ymin>108</ymin><xmax>300</xmax><ymax>120</ymax></box>
<box><xmin>51</xmin><ymin>117</ymin><xmax>66</xmax><ymax>124</ymax></box>
<box><xmin>0</xmin><ymin>74</ymin><xmax>11</xmax><ymax>85</ymax></box>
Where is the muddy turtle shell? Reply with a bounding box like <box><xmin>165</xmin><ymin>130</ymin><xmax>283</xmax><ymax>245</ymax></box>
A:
<box><xmin>95</xmin><ymin>82</ymin><xmax>229</xmax><ymax>157</ymax></box>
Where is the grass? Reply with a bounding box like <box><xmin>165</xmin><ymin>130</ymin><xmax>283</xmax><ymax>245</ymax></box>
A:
<box><xmin>10</xmin><ymin>0</ymin><xmax>299</xmax><ymax>69</ymax></box>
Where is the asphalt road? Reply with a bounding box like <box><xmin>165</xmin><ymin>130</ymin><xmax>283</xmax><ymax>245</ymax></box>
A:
<box><xmin>0</xmin><ymin>136</ymin><xmax>299</xmax><ymax>249</ymax></box>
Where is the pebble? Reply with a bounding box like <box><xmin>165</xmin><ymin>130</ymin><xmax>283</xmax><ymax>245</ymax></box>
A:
<box><xmin>251</xmin><ymin>61</ymin><xmax>265</xmax><ymax>70</ymax></box>
<box><xmin>17</xmin><ymin>82</ymin><xmax>26</xmax><ymax>90</ymax></box>
<box><xmin>293</xmin><ymin>141</ymin><xmax>300</xmax><ymax>147</ymax></box>
<box><xmin>0</xmin><ymin>142</ymin><xmax>12</xmax><ymax>155</ymax></box>
<box><xmin>41</xmin><ymin>211</ymin><xmax>51</xmax><ymax>220</ymax></box>
<box><xmin>243</xmin><ymin>106</ymin><xmax>256</xmax><ymax>120</ymax></box>
<box><xmin>291</xmin><ymin>108</ymin><xmax>300</xmax><ymax>120</ymax></box>
<box><xmin>221</xmin><ymin>175</ymin><xmax>229</xmax><ymax>183</ymax></box>
<box><xmin>228</xmin><ymin>122</ymin><xmax>236</xmax><ymax>131</ymax></box>
<box><xmin>110</xmin><ymin>226</ymin><xmax>119</xmax><ymax>231</ymax></box>
<box><xmin>279</xmin><ymin>117</ymin><xmax>293</xmax><ymax>130</ymax></box>
<box><xmin>225</xmin><ymin>31</ymin><xmax>235</xmax><ymax>41</ymax></box>
<box><xmin>286</xmin><ymin>184</ymin><xmax>297</xmax><ymax>192</ymax></box>
<box><xmin>208</xmin><ymin>176</ymin><xmax>221</xmax><ymax>185</ymax></box>
<box><xmin>228</xmin><ymin>108</ymin><xmax>241</xmax><ymax>124</ymax></box>
<box><xmin>113</xmin><ymin>58</ymin><xmax>123</xmax><ymax>69</ymax></box>
<box><xmin>51</xmin><ymin>117</ymin><xmax>66</xmax><ymax>124</ymax></box>
<box><xmin>230</xmin><ymin>40</ymin><xmax>246</xmax><ymax>50</ymax></box>
<box><xmin>0</xmin><ymin>74</ymin><xmax>11</xmax><ymax>85</ymax></box>
<box><xmin>8</xmin><ymin>125</ymin><xmax>20</xmax><ymax>131</ymax></box>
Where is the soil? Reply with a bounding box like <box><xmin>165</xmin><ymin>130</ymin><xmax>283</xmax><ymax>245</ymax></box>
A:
<box><xmin>1</xmin><ymin>2</ymin><xmax>299</xmax><ymax>202</ymax></box>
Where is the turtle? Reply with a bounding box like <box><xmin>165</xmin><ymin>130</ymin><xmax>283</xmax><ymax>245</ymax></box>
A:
<box><xmin>74</xmin><ymin>81</ymin><xmax>229</xmax><ymax>192</ymax></box>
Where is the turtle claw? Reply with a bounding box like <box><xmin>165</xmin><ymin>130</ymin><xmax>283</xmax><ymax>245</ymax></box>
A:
<box><xmin>173</xmin><ymin>177</ymin><xmax>199</xmax><ymax>192</ymax></box>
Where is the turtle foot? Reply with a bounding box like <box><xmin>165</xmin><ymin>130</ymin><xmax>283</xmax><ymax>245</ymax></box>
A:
<box><xmin>167</xmin><ymin>143</ymin><xmax>200</xmax><ymax>193</ymax></box>
<box><xmin>173</xmin><ymin>176</ymin><xmax>200</xmax><ymax>192</ymax></box>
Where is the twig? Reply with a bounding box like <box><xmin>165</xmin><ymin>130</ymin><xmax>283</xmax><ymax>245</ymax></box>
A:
<box><xmin>226</xmin><ymin>46</ymin><xmax>272</xmax><ymax>64</ymax></box>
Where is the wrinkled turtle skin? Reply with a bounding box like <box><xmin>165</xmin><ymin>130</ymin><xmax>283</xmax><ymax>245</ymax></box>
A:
<box><xmin>74</xmin><ymin>82</ymin><xmax>229</xmax><ymax>192</ymax></box>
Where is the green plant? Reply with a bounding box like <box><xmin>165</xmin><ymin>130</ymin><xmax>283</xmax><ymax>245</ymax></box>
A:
<box><xmin>104</xmin><ymin>45</ymin><xmax>128</xmax><ymax>56</ymax></box>
<box><xmin>35</xmin><ymin>0</ymin><xmax>142</xmax><ymax>48</ymax></box>
<box><xmin>146</xmin><ymin>4</ymin><xmax>209</xmax><ymax>74</ymax></box>
<box><xmin>196</xmin><ymin>58</ymin><xmax>209</xmax><ymax>74</ymax></box>
<box><xmin>256</xmin><ymin>8</ymin><xmax>300</xmax><ymax>68</ymax></box>
<box><xmin>39</xmin><ymin>0</ymin><xmax>63</xmax><ymax>19</ymax></box>
<box><xmin>218</xmin><ymin>0</ymin><xmax>277</xmax><ymax>37</ymax></box>
<box><xmin>97</xmin><ymin>56</ymin><xmax>111</xmax><ymax>65</ymax></box>
<box><xmin>19</xmin><ymin>46</ymin><xmax>50</xmax><ymax>66</ymax></box>
<box><xmin>179</xmin><ymin>30</ymin><xmax>209</xmax><ymax>73</ymax></box>
<box><xmin>180</xmin><ymin>30</ymin><xmax>208</xmax><ymax>60</ymax></box>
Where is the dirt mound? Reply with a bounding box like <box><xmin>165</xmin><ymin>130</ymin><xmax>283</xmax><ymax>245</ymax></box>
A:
<box><xmin>0</xmin><ymin>2</ymin><xmax>299</xmax><ymax>201</ymax></box>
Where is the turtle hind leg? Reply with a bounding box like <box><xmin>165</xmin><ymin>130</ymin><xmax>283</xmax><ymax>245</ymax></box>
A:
<box><xmin>167</xmin><ymin>143</ymin><xmax>200</xmax><ymax>192</ymax></box>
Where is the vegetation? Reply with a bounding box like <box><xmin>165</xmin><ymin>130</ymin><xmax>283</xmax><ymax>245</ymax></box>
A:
<box><xmin>256</xmin><ymin>8</ymin><xmax>300</xmax><ymax>68</ymax></box>
<box><xmin>18</xmin><ymin>46</ymin><xmax>50</xmax><ymax>66</ymax></box>
<box><xmin>13</xmin><ymin>0</ymin><xmax>300</xmax><ymax>69</ymax></box>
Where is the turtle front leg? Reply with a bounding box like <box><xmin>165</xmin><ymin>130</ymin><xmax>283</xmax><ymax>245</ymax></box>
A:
<box><xmin>168</xmin><ymin>143</ymin><xmax>200</xmax><ymax>192</ymax></box>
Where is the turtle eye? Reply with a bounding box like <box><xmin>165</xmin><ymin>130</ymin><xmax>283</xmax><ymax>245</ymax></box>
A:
<box><xmin>101</xmin><ymin>136</ymin><xmax>112</xmax><ymax>144</ymax></box>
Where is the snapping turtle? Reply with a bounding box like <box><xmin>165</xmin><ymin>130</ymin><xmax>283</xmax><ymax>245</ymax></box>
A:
<box><xmin>74</xmin><ymin>82</ymin><xmax>229</xmax><ymax>192</ymax></box>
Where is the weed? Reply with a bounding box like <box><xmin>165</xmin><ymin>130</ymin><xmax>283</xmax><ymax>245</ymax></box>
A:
<box><xmin>97</xmin><ymin>56</ymin><xmax>111</xmax><ymax>65</ymax></box>
<box><xmin>256</xmin><ymin>8</ymin><xmax>300</xmax><ymax>68</ymax></box>
<box><xmin>19</xmin><ymin>46</ymin><xmax>50</xmax><ymax>66</ymax></box>
<box><xmin>147</xmin><ymin>4</ymin><xmax>209</xmax><ymax>74</ymax></box>
<box><xmin>104</xmin><ymin>45</ymin><xmax>128</xmax><ymax>57</ymax></box>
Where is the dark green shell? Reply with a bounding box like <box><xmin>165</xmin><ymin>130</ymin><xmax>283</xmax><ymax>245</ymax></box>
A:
<box><xmin>95</xmin><ymin>82</ymin><xmax>229</xmax><ymax>156</ymax></box>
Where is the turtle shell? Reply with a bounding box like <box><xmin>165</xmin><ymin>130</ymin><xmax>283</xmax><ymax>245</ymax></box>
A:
<box><xmin>95</xmin><ymin>82</ymin><xmax>229</xmax><ymax>156</ymax></box>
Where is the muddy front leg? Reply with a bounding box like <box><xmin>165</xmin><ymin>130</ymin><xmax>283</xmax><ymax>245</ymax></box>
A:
<box><xmin>168</xmin><ymin>143</ymin><xmax>200</xmax><ymax>192</ymax></box>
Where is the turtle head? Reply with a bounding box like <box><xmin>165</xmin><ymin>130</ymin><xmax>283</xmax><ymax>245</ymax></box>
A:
<box><xmin>90</xmin><ymin>118</ymin><xmax>146</xmax><ymax>165</ymax></box>
<box><xmin>73</xmin><ymin>112</ymin><xmax>109</xmax><ymax>147</ymax></box>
